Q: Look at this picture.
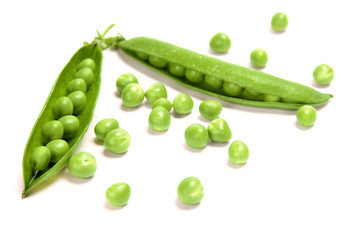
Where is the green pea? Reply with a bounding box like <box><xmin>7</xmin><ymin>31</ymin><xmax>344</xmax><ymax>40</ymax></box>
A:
<box><xmin>77</xmin><ymin>58</ymin><xmax>96</xmax><ymax>72</ymax></box>
<box><xmin>184</xmin><ymin>124</ymin><xmax>209</xmax><ymax>149</ymax></box>
<box><xmin>74</xmin><ymin>67</ymin><xmax>94</xmax><ymax>86</ymax></box>
<box><xmin>152</xmin><ymin>98</ymin><xmax>172</xmax><ymax>112</ymax></box>
<box><xmin>313</xmin><ymin>64</ymin><xmax>334</xmax><ymax>85</ymax></box>
<box><xmin>271</xmin><ymin>12</ymin><xmax>288</xmax><ymax>32</ymax></box>
<box><xmin>148</xmin><ymin>55</ymin><xmax>167</xmax><ymax>68</ymax></box>
<box><xmin>199</xmin><ymin>100</ymin><xmax>222</xmax><ymax>121</ymax></box>
<box><xmin>148</xmin><ymin>106</ymin><xmax>171</xmax><ymax>131</ymax></box>
<box><xmin>58</xmin><ymin>115</ymin><xmax>80</xmax><ymax>139</ymax></box>
<box><xmin>30</xmin><ymin>146</ymin><xmax>51</xmax><ymax>171</ymax></box>
<box><xmin>207</xmin><ymin>118</ymin><xmax>232</xmax><ymax>143</ymax></box>
<box><xmin>172</xmin><ymin>92</ymin><xmax>194</xmax><ymax>115</ymax></box>
<box><xmin>296</xmin><ymin>105</ymin><xmax>317</xmax><ymax>127</ymax></box>
<box><xmin>185</xmin><ymin>69</ymin><xmax>204</xmax><ymax>83</ymax></box>
<box><xmin>228</xmin><ymin>140</ymin><xmax>249</xmax><ymax>165</ymax></box>
<box><xmin>104</xmin><ymin>128</ymin><xmax>131</xmax><ymax>154</ymax></box>
<box><xmin>246</xmin><ymin>88</ymin><xmax>262</xmax><ymax>97</ymax></box>
<box><xmin>94</xmin><ymin>118</ymin><xmax>120</xmax><ymax>141</ymax></box>
<box><xmin>145</xmin><ymin>82</ymin><xmax>168</xmax><ymax>104</ymax></box>
<box><xmin>52</xmin><ymin>96</ymin><xmax>73</xmax><ymax>119</ymax></box>
<box><xmin>116</xmin><ymin>73</ymin><xmax>138</xmax><ymax>94</ymax></box>
<box><xmin>209</xmin><ymin>33</ymin><xmax>231</xmax><ymax>53</ymax></box>
<box><xmin>46</xmin><ymin>139</ymin><xmax>69</xmax><ymax>163</ymax></box>
<box><xmin>67</xmin><ymin>91</ymin><xmax>87</xmax><ymax>115</ymax></box>
<box><xmin>204</xmin><ymin>75</ymin><xmax>223</xmax><ymax>89</ymax></box>
<box><xmin>66</xmin><ymin>78</ymin><xmax>87</xmax><ymax>94</ymax></box>
<box><xmin>250</xmin><ymin>48</ymin><xmax>268</xmax><ymax>68</ymax></box>
<box><xmin>136</xmin><ymin>52</ymin><xmax>149</xmax><ymax>61</ymax></box>
<box><xmin>106</xmin><ymin>182</ymin><xmax>131</xmax><ymax>207</ymax></box>
<box><xmin>168</xmin><ymin>62</ymin><xmax>186</xmax><ymax>77</ymax></box>
<box><xmin>223</xmin><ymin>82</ymin><xmax>244</xmax><ymax>97</ymax></box>
<box><xmin>42</xmin><ymin>120</ymin><xmax>64</xmax><ymax>144</ymax></box>
<box><xmin>177</xmin><ymin>177</ymin><xmax>204</xmax><ymax>205</ymax></box>
<box><xmin>68</xmin><ymin>152</ymin><xmax>97</xmax><ymax>178</ymax></box>
<box><xmin>263</xmin><ymin>94</ymin><xmax>281</xmax><ymax>102</ymax></box>
<box><xmin>121</xmin><ymin>83</ymin><xmax>145</xmax><ymax>108</ymax></box>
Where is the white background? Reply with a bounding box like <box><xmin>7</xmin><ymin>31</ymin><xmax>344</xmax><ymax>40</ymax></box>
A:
<box><xmin>1</xmin><ymin>0</ymin><xmax>359</xmax><ymax>239</ymax></box>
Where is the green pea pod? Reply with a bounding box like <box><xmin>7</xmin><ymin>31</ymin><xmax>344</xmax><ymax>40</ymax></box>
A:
<box><xmin>115</xmin><ymin>36</ymin><xmax>332</xmax><ymax>110</ymax></box>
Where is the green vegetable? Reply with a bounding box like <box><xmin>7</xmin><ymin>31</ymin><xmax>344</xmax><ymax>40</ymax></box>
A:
<box><xmin>121</xmin><ymin>83</ymin><xmax>145</xmax><ymax>108</ymax></box>
<box><xmin>21</xmin><ymin>25</ymin><xmax>111</xmax><ymax>197</ymax></box>
<box><xmin>149</xmin><ymin>55</ymin><xmax>167</xmax><ymax>68</ymax></box>
<box><xmin>152</xmin><ymin>98</ymin><xmax>172</xmax><ymax>112</ymax></box>
<box><xmin>313</xmin><ymin>64</ymin><xmax>334</xmax><ymax>85</ymax></box>
<box><xmin>250</xmin><ymin>48</ymin><xmax>268</xmax><ymax>68</ymax></box>
<box><xmin>116</xmin><ymin>73</ymin><xmax>138</xmax><ymax>94</ymax></box>
<box><xmin>168</xmin><ymin>62</ymin><xmax>185</xmax><ymax>77</ymax></box>
<box><xmin>207</xmin><ymin>118</ymin><xmax>232</xmax><ymax>143</ymax></box>
<box><xmin>115</xmin><ymin>36</ymin><xmax>332</xmax><ymax>110</ymax></box>
<box><xmin>68</xmin><ymin>152</ymin><xmax>97</xmax><ymax>179</ymax></box>
<box><xmin>172</xmin><ymin>92</ymin><xmax>194</xmax><ymax>115</ymax></box>
<box><xmin>204</xmin><ymin>75</ymin><xmax>223</xmax><ymax>89</ymax></box>
<box><xmin>67</xmin><ymin>91</ymin><xmax>87</xmax><ymax>115</ymax></box>
<box><xmin>30</xmin><ymin>146</ymin><xmax>51</xmax><ymax>171</ymax></box>
<box><xmin>185</xmin><ymin>69</ymin><xmax>204</xmax><ymax>83</ymax></box>
<box><xmin>106</xmin><ymin>182</ymin><xmax>131</xmax><ymax>207</ymax></box>
<box><xmin>94</xmin><ymin>118</ymin><xmax>120</xmax><ymax>141</ymax></box>
<box><xmin>228</xmin><ymin>140</ymin><xmax>249</xmax><ymax>165</ymax></box>
<box><xmin>46</xmin><ymin>139</ymin><xmax>69</xmax><ymax>163</ymax></box>
<box><xmin>66</xmin><ymin>78</ymin><xmax>87</xmax><ymax>94</ymax></box>
<box><xmin>77</xmin><ymin>58</ymin><xmax>96</xmax><ymax>72</ymax></box>
<box><xmin>177</xmin><ymin>177</ymin><xmax>204</xmax><ymax>205</ymax></box>
<box><xmin>184</xmin><ymin>124</ymin><xmax>209</xmax><ymax>149</ymax></box>
<box><xmin>209</xmin><ymin>33</ymin><xmax>231</xmax><ymax>53</ymax></box>
<box><xmin>104</xmin><ymin>128</ymin><xmax>131</xmax><ymax>154</ymax></box>
<box><xmin>271</xmin><ymin>12</ymin><xmax>288</xmax><ymax>31</ymax></box>
<box><xmin>148</xmin><ymin>106</ymin><xmax>171</xmax><ymax>131</ymax></box>
<box><xmin>145</xmin><ymin>82</ymin><xmax>168</xmax><ymax>104</ymax></box>
<box><xmin>296</xmin><ymin>105</ymin><xmax>317</xmax><ymax>127</ymax></box>
<box><xmin>199</xmin><ymin>100</ymin><xmax>222</xmax><ymax>120</ymax></box>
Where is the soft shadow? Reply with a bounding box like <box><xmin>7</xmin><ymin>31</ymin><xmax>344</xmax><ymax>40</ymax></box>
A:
<box><xmin>175</xmin><ymin>198</ymin><xmax>201</xmax><ymax>210</ymax></box>
<box><xmin>227</xmin><ymin>159</ymin><xmax>247</xmax><ymax>169</ymax></box>
<box><xmin>94</xmin><ymin>137</ymin><xmax>103</xmax><ymax>146</ymax></box>
<box><xmin>197</xmin><ymin>115</ymin><xmax>210</xmax><ymax>122</ymax></box>
<box><xmin>310</xmin><ymin>80</ymin><xmax>332</xmax><ymax>89</ymax></box>
<box><xmin>248</xmin><ymin>62</ymin><xmax>266</xmax><ymax>71</ymax></box>
<box><xmin>269</xmin><ymin>27</ymin><xmax>286</xmax><ymax>34</ymax></box>
<box><xmin>207</xmin><ymin>48</ymin><xmax>230</xmax><ymax>56</ymax></box>
<box><xmin>104</xmin><ymin>201</ymin><xmax>128</xmax><ymax>210</ymax></box>
<box><xmin>171</xmin><ymin>111</ymin><xmax>191</xmax><ymax>118</ymax></box>
<box><xmin>183</xmin><ymin>142</ymin><xmax>206</xmax><ymax>153</ymax></box>
<box><xmin>208</xmin><ymin>141</ymin><xmax>229</xmax><ymax>148</ymax></box>
<box><xmin>295</xmin><ymin>121</ymin><xmax>314</xmax><ymax>130</ymax></box>
<box><xmin>120</xmin><ymin>104</ymin><xmax>143</xmax><ymax>112</ymax></box>
<box><xmin>64</xmin><ymin>170</ymin><xmax>94</xmax><ymax>184</ymax></box>
<box><xmin>146</xmin><ymin>126</ymin><xmax>168</xmax><ymax>135</ymax></box>
<box><xmin>103</xmin><ymin>149</ymin><xmax>128</xmax><ymax>158</ymax></box>
<box><xmin>114</xmin><ymin>90</ymin><xmax>121</xmax><ymax>98</ymax></box>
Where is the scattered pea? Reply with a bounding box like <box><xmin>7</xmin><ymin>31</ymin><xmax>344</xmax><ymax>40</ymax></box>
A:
<box><xmin>271</xmin><ymin>12</ymin><xmax>288</xmax><ymax>32</ymax></box>
<box><xmin>121</xmin><ymin>83</ymin><xmax>145</xmax><ymax>108</ymax></box>
<box><xmin>116</xmin><ymin>73</ymin><xmax>138</xmax><ymax>94</ymax></box>
<box><xmin>250</xmin><ymin>48</ymin><xmax>268</xmax><ymax>68</ymax></box>
<box><xmin>184</xmin><ymin>124</ymin><xmax>209</xmax><ymax>149</ymax></box>
<box><xmin>148</xmin><ymin>106</ymin><xmax>171</xmax><ymax>131</ymax></box>
<box><xmin>94</xmin><ymin>118</ymin><xmax>120</xmax><ymax>142</ymax></box>
<box><xmin>145</xmin><ymin>82</ymin><xmax>168</xmax><ymax>104</ymax></box>
<box><xmin>106</xmin><ymin>182</ymin><xmax>131</xmax><ymax>207</ymax></box>
<box><xmin>58</xmin><ymin>115</ymin><xmax>80</xmax><ymax>139</ymax></box>
<box><xmin>74</xmin><ymin>67</ymin><xmax>94</xmax><ymax>87</ymax></box>
<box><xmin>209</xmin><ymin>33</ymin><xmax>231</xmax><ymax>53</ymax></box>
<box><xmin>52</xmin><ymin>96</ymin><xmax>73</xmax><ymax>119</ymax></box>
<box><xmin>30</xmin><ymin>146</ymin><xmax>51</xmax><ymax>171</ymax></box>
<box><xmin>199</xmin><ymin>100</ymin><xmax>222</xmax><ymax>121</ymax></box>
<box><xmin>296</xmin><ymin>105</ymin><xmax>317</xmax><ymax>127</ymax></box>
<box><xmin>228</xmin><ymin>140</ymin><xmax>249</xmax><ymax>165</ymax></box>
<box><xmin>104</xmin><ymin>128</ymin><xmax>131</xmax><ymax>154</ymax></box>
<box><xmin>207</xmin><ymin>118</ymin><xmax>232</xmax><ymax>143</ymax></box>
<box><xmin>177</xmin><ymin>177</ymin><xmax>204</xmax><ymax>205</ymax></box>
<box><xmin>68</xmin><ymin>152</ymin><xmax>97</xmax><ymax>179</ymax></box>
<box><xmin>66</xmin><ymin>78</ymin><xmax>87</xmax><ymax>94</ymax></box>
<box><xmin>46</xmin><ymin>139</ymin><xmax>69</xmax><ymax>163</ymax></box>
<box><xmin>42</xmin><ymin>120</ymin><xmax>64</xmax><ymax>143</ymax></box>
<box><xmin>313</xmin><ymin>64</ymin><xmax>334</xmax><ymax>85</ymax></box>
<box><xmin>152</xmin><ymin>98</ymin><xmax>172</xmax><ymax>112</ymax></box>
<box><xmin>67</xmin><ymin>91</ymin><xmax>87</xmax><ymax>115</ymax></box>
<box><xmin>172</xmin><ymin>92</ymin><xmax>194</xmax><ymax>115</ymax></box>
<box><xmin>77</xmin><ymin>58</ymin><xmax>96</xmax><ymax>72</ymax></box>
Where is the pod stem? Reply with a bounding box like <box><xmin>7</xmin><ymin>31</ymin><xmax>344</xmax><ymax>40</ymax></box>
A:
<box><xmin>84</xmin><ymin>24</ymin><xmax>125</xmax><ymax>50</ymax></box>
<box><xmin>22</xmin><ymin>170</ymin><xmax>39</xmax><ymax>198</ymax></box>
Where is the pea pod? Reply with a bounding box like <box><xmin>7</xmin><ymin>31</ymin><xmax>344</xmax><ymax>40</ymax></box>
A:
<box><xmin>22</xmin><ymin>25</ymin><xmax>116</xmax><ymax>197</ymax></box>
<box><xmin>114</xmin><ymin>36</ymin><xmax>332</xmax><ymax>110</ymax></box>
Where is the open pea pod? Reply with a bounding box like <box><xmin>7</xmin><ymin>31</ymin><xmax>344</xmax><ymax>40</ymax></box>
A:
<box><xmin>115</xmin><ymin>36</ymin><xmax>332</xmax><ymax>110</ymax></box>
<box><xmin>22</xmin><ymin>43</ymin><xmax>103</xmax><ymax>197</ymax></box>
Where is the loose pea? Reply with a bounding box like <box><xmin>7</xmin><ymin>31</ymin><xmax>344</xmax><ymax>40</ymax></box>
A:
<box><xmin>223</xmin><ymin>82</ymin><xmax>244</xmax><ymax>97</ymax></box>
<box><xmin>296</xmin><ymin>105</ymin><xmax>317</xmax><ymax>127</ymax></box>
<box><xmin>168</xmin><ymin>62</ymin><xmax>186</xmax><ymax>77</ymax></box>
<box><xmin>263</xmin><ymin>94</ymin><xmax>281</xmax><ymax>102</ymax></box>
<box><xmin>67</xmin><ymin>91</ymin><xmax>87</xmax><ymax>115</ymax></box>
<box><xmin>184</xmin><ymin>124</ymin><xmax>209</xmax><ymax>149</ymax></box>
<box><xmin>42</xmin><ymin>120</ymin><xmax>64</xmax><ymax>143</ymax></box>
<box><xmin>152</xmin><ymin>98</ymin><xmax>172</xmax><ymax>112</ymax></box>
<box><xmin>250</xmin><ymin>48</ymin><xmax>268</xmax><ymax>68</ymax></box>
<box><xmin>106</xmin><ymin>182</ymin><xmax>131</xmax><ymax>207</ymax></box>
<box><xmin>116</xmin><ymin>73</ymin><xmax>138</xmax><ymax>94</ymax></box>
<box><xmin>313</xmin><ymin>64</ymin><xmax>334</xmax><ymax>85</ymax></box>
<box><xmin>121</xmin><ymin>83</ymin><xmax>145</xmax><ymax>108</ymax></box>
<box><xmin>148</xmin><ymin>106</ymin><xmax>171</xmax><ymax>131</ymax></box>
<box><xmin>30</xmin><ymin>146</ymin><xmax>51</xmax><ymax>171</ymax></box>
<box><xmin>148</xmin><ymin>55</ymin><xmax>167</xmax><ymax>68</ymax></box>
<box><xmin>94</xmin><ymin>118</ymin><xmax>120</xmax><ymax>141</ymax></box>
<box><xmin>199</xmin><ymin>100</ymin><xmax>222</xmax><ymax>121</ymax></box>
<box><xmin>177</xmin><ymin>177</ymin><xmax>204</xmax><ymax>205</ymax></box>
<box><xmin>145</xmin><ymin>82</ymin><xmax>168</xmax><ymax>104</ymax></box>
<box><xmin>207</xmin><ymin>118</ymin><xmax>232</xmax><ymax>143</ymax></box>
<box><xmin>228</xmin><ymin>140</ymin><xmax>249</xmax><ymax>165</ymax></box>
<box><xmin>77</xmin><ymin>58</ymin><xmax>96</xmax><ymax>72</ymax></box>
<box><xmin>74</xmin><ymin>67</ymin><xmax>94</xmax><ymax>86</ymax></box>
<box><xmin>172</xmin><ymin>92</ymin><xmax>194</xmax><ymax>115</ymax></box>
<box><xmin>136</xmin><ymin>52</ymin><xmax>149</xmax><ymax>61</ymax></box>
<box><xmin>68</xmin><ymin>152</ymin><xmax>97</xmax><ymax>179</ymax></box>
<box><xmin>52</xmin><ymin>96</ymin><xmax>73</xmax><ymax>119</ymax></box>
<box><xmin>209</xmin><ymin>33</ymin><xmax>231</xmax><ymax>53</ymax></box>
<box><xmin>271</xmin><ymin>12</ymin><xmax>288</xmax><ymax>32</ymax></box>
<box><xmin>204</xmin><ymin>75</ymin><xmax>223</xmax><ymax>89</ymax></box>
<box><xmin>66</xmin><ymin>78</ymin><xmax>87</xmax><ymax>94</ymax></box>
<box><xmin>46</xmin><ymin>139</ymin><xmax>69</xmax><ymax>163</ymax></box>
<box><xmin>185</xmin><ymin>69</ymin><xmax>204</xmax><ymax>83</ymax></box>
<box><xmin>58</xmin><ymin>115</ymin><xmax>80</xmax><ymax>139</ymax></box>
<box><xmin>104</xmin><ymin>128</ymin><xmax>131</xmax><ymax>154</ymax></box>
